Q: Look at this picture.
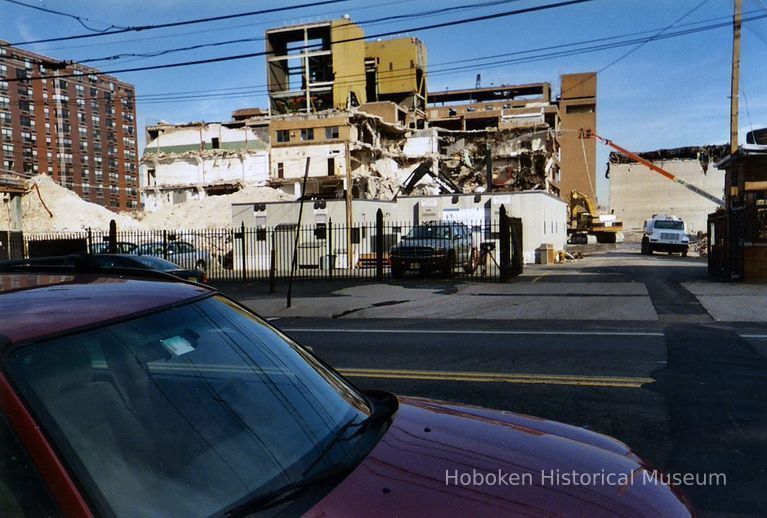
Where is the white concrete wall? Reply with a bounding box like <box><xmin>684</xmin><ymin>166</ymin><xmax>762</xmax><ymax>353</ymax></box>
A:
<box><xmin>403</xmin><ymin>128</ymin><xmax>439</xmax><ymax>158</ymax></box>
<box><xmin>609</xmin><ymin>159</ymin><xmax>724</xmax><ymax>234</ymax></box>
<box><xmin>146</xmin><ymin>124</ymin><xmax>262</xmax><ymax>148</ymax></box>
<box><xmin>270</xmin><ymin>144</ymin><xmax>347</xmax><ymax>179</ymax></box>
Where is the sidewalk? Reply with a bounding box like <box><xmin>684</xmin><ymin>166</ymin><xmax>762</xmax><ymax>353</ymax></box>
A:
<box><xmin>211</xmin><ymin>245</ymin><xmax>767</xmax><ymax>323</ymax></box>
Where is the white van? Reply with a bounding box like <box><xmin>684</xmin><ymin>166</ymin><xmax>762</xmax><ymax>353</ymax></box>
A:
<box><xmin>641</xmin><ymin>215</ymin><xmax>689</xmax><ymax>257</ymax></box>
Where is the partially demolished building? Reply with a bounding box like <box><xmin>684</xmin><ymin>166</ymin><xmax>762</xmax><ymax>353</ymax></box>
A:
<box><xmin>609</xmin><ymin>145</ymin><xmax>728</xmax><ymax>233</ymax></box>
<box><xmin>138</xmin><ymin>16</ymin><xmax>598</xmax><ymax>231</ymax></box>
<box><xmin>139</xmin><ymin>115</ymin><xmax>269</xmax><ymax>212</ymax></box>
<box><xmin>427</xmin><ymin>83</ymin><xmax>561</xmax><ymax>196</ymax></box>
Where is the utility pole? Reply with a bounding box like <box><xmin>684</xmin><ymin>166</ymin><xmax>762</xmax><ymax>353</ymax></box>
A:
<box><xmin>345</xmin><ymin>141</ymin><xmax>353</xmax><ymax>269</ymax></box>
<box><xmin>730</xmin><ymin>0</ymin><xmax>742</xmax><ymax>155</ymax></box>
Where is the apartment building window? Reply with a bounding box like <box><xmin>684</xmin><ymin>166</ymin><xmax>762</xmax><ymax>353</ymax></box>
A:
<box><xmin>2</xmin><ymin>144</ymin><xmax>12</xmax><ymax>154</ymax></box>
<box><xmin>15</xmin><ymin>69</ymin><xmax>27</xmax><ymax>81</ymax></box>
<box><xmin>0</xmin><ymin>80</ymin><xmax>7</xmax><ymax>91</ymax></box>
<box><xmin>0</xmin><ymin>65</ymin><xmax>7</xmax><ymax>77</ymax></box>
<box><xmin>300</xmin><ymin>128</ymin><xmax>314</xmax><ymax>141</ymax></box>
<box><xmin>277</xmin><ymin>162</ymin><xmax>284</xmax><ymax>179</ymax></box>
<box><xmin>276</xmin><ymin>130</ymin><xmax>290</xmax><ymax>143</ymax></box>
<box><xmin>325</xmin><ymin>126</ymin><xmax>339</xmax><ymax>139</ymax></box>
<box><xmin>1</xmin><ymin>128</ymin><xmax>11</xmax><ymax>138</ymax></box>
<box><xmin>0</xmin><ymin>95</ymin><xmax>9</xmax><ymax>109</ymax></box>
<box><xmin>327</xmin><ymin>158</ymin><xmax>335</xmax><ymax>176</ymax></box>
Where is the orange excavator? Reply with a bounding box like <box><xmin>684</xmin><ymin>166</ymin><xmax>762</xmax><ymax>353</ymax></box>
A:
<box><xmin>579</xmin><ymin>129</ymin><xmax>725</xmax><ymax>207</ymax></box>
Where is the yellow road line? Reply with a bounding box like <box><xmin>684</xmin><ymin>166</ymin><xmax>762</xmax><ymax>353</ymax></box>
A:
<box><xmin>531</xmin><ymin>271</ymin><xmax>550</xmax><ymax>283</ymax></box>
<box><xmin>338</xmin><ymin>368</ymin><xmax>653</xmax><ymax>388</ymax></box>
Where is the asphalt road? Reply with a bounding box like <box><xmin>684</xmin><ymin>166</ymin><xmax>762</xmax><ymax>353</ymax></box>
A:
<box><xmin>273</xmin><ymin>318</ymin><xmax>767</xmax><ymax>517</ymax></box>
<box><xmin>224</xmin><ymin>247</ymin><xmax>767</xmax><ymax>516</ymax></box>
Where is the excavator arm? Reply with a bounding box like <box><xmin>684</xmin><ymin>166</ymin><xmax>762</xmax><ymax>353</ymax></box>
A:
<box><xmin>580</xmin><ymin>129</ymin><xmax>725</xmax><ymax>207</ymax></box>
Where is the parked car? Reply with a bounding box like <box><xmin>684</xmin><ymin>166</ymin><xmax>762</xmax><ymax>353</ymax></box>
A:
<box><xmin>94</xmin><ymin>253</ymin><xmax>207</xmax><ymax>283</ymax></box>
<box><xmin>89</xmin><ymin>241</ymin><xmax>138</xmax><ymax>254</ymax></box>
<box><xmin>389</xmin><ymin>221</ymin><xmax>477</xmax><ymax>277</ymax></box>
<box><xmin>0</xmin><ymin>269</ymin><xmax>693</xmax><ymax>516</ymax></box>
<box><xmin>136</xmin><ymin>240</ymin><xmax>212</xmax><ymax>272</ymax></box>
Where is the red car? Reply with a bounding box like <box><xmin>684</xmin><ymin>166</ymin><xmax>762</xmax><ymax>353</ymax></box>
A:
<box><xmin>0</xmin><ymin>271</ymin><xmax>694</xmax><ymax>517</ymax></box>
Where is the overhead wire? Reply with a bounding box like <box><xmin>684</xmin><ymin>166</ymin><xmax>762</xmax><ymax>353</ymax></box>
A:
<box><xmin>0</xmin><ymin>0</ymin><xmax>127</xmax><ymax>32</ymax></box>
<box><xmin>3</xmin><ymin>0</ymin><xmax>596</xmax><ymax>83</ymax></box>
<box><xmin>0</xmin><ymin>0</ymin><xmax>352</xmax><ymax>48</ymax></box>
<box><xmin>559</xmin><ymin>0</ymin><xmax>713</xmax><ymax>97</ymax></box>
<box><xmin>75</xmin><ymin>0</ymin><xmax>528</xmax><ymax>65</ymax></box>
<box><xmin>20</xmin><ymin>0</ymin><xmax>415</xmax><ymax>53</ymax></box>
<box><xmin>11</xmin><ymin>9</ymin><xmax>764</xmax><ymax>108</ymax></box>
<box><xmin>134</xmin><ymin>10</ymin><xmax>767</xmax><ymax>105</ymax></box>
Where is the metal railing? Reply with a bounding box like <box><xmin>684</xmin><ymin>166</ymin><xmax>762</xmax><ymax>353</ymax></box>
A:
<box><xmin>19</xmin><ymin>212</ymin><xmax>523</xmax><ymax>283</ymax></box>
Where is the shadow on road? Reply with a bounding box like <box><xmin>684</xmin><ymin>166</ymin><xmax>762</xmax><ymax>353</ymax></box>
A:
<box><xmin>647</xmin><ymin>324</ymin><xmax>767</xmax><ymax>514</ymax></box>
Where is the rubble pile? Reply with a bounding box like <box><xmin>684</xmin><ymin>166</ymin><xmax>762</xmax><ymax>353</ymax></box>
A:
<box><xmin>138</xmin><ymin>184</ymin><xmax>292</xmax><ymax>229</ymax></box>
<box><xmin>1</xmin><ymin>175</ymin><xmax>139</xmax><ymax>232</ymax></box>
<box><xmin>0</xmin><ymin>175</ymin><xmax>292</xmax><ymax>232</ymax></box>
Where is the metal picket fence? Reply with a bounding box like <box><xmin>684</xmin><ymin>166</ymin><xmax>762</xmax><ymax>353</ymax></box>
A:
<box><xmin>20</xmin><ymin>211</ymin><xmax>523</xmax><ymax>283</ymax></box>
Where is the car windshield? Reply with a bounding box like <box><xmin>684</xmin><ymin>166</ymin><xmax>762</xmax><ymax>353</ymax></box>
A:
<box><xmin>654</xmin><ymin>220</ymin><xmax>685</xmax><ymax>230</ymax></box>
<box><xmin>406</xmin><ymin>225</ymin><xmax>452</xmax><ymax>239</ymax></box>
<box><xmin>5</xmin><ymin>296</ymin><xmax>373</xmax><ymax>517</ymax></box>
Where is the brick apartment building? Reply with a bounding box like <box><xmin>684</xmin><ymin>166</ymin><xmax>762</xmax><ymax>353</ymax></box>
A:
<box><xmin>0</xmin><ymin>42</ymin><xmax>139</xmax><ymax>210</ymax></box>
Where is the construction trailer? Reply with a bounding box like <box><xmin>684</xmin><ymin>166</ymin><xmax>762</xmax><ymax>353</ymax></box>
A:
<box><xmin>709</xmin><ymin>135</ymin><xmax>767</xmax><ymax>281</ymax></box>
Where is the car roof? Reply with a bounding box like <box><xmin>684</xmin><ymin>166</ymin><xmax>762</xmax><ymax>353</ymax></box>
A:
<box><xmin>0</xmin><ymin>273</ymin><xmax>212</xmax><ymax>346</ymax></box>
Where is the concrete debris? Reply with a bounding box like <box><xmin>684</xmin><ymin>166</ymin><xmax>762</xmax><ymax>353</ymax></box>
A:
<box><xmin>0</xmin><ymin>175</ymin><xmax>292</xmax><ymax>232</ymax></box>
<box><xmin>1</xmin><ymin>175</ymin><xmax>140</xmax><ymax>232</ymax></box>
<box><xmin>138</xmin><ymin>184</ymin><xmax>292</xmax><ymax>229</ymax></box>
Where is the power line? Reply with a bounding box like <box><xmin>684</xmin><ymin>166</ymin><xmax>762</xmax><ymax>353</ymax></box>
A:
<box><xmin>77</xmin><ymin>0</ymin><xmax>528</xmax><ymax>66</ymax></box>
<box><xmin>117</xmin><ymin>8</ymin><xmax>763</xmax><ymax>101</ymax></box>
<box><xmin>1</xmin><ymin>0</ymin><xmax>126</xmax><ymax>32</ymax></box>
<box><xmin>560</xmin><ymin>0</ymin><xmax>712</xmax><ymax>97</ymax></box>
<box><xmin>4</xmin><ymin>0</ymin><xmax>596</xmax><ymax>83</ymax></box>
<box><xmin>0</xmin><ymin>0</ymin><xmax>352</xmax><ymax>48</ymax></box>
<box><xmin>21</xmin><ymin>0</ymin><xmax>416</xmax><ymax>53</ymax></box>
<box><xmin>13</xmin><ymin>9</ymin><xmax>764</xmax><ymax>108</ymax></box>
<box><xmin>132</xmin><ymin>11</ymin><xmax>767</xmax><ymax>104</ymax></box>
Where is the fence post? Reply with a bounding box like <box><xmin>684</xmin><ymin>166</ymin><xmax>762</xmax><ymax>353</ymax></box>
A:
<box><xmin>162</xmin><ymin>230</ymin><xmax>168</xmax><ymax>260</ymax></box>
<box><xmin>328</xmin><ymin>218</ymin><xmax>333</xmax><ymax>280</ymax></box>
<box><xmin>376</xmin><ymin>209</ymin><xmax>384</xmax><ymax>281</ymax></box>
<box><xmin>108</xmin><ymin>219</ymin><xmax>117</xmax><ymax>254</ymax></box>
<box><xmin>240</xmin><ymin>222</ymin><xmax>247</xmax><ymax>282</ymax></box>
<box><xmin>269</xmin><ymin>230</ymin><xmax>276</xmax><ymax>293</ymax></box>
<box><xmin>499</xmin><ymin>205</ymin><xmax>510</xmax><ymax>282</ymax></box>
<box><xmin>87</xmin><ymin>228</ymin><xmax>92</xmax><ymax>253</ymax></box>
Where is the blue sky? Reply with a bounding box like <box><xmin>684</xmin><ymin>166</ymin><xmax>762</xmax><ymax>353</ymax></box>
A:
<box><xmin>2</xmin><ymin>0</ymin><xmax>766</xmax><ymax>202</ymax></box>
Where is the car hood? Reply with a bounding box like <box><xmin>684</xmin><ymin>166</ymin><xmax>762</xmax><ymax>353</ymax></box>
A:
<box><xmin>307</xmin><ymin>397</ymin><xmax>693</xmax><ymax>517</ymax></box>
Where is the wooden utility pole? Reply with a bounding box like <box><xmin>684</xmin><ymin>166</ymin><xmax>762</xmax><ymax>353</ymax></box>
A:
<box><xmin>730</xmin><ymin>0</ymin><xmax>742</xmax><ymax>155</ymax></box>
<box><xmin>345</xmin><ymin>142</ymin><xmax>353</xmax><ymax>269</ymax></box>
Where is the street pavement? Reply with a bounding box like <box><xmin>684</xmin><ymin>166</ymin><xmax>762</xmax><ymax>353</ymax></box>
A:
<box><xmin>213</xmin><ymin>243</ymin><xmax>767</xmax><ymax>517</ymax></box>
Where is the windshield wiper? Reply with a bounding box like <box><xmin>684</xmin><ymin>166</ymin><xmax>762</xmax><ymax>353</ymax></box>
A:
<box><xmin>222</xmin><ymin>391</ymin><xmax>398</xmax><ymax>517</ymax></box>
<box><xmin>301</xmin><ymin>390</ymin><xmax>398</xmax><ymax>478</ymax></box>
<box><xmin>222</xmin><ymin>463</ymin><xmax>352</xmax><ymax>517</ymax></box>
